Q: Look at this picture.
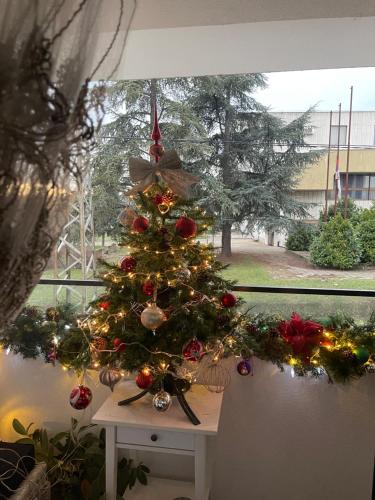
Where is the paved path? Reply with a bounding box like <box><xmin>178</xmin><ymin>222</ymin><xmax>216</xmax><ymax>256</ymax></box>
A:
<box><xmin>210</xmin><ymin>235</ymin><xmax>375</xmax><ymax>280</ymax></box>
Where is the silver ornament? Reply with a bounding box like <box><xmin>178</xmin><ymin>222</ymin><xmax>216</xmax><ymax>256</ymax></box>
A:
<box><xmin>141</xmin><ymin>303</ymin><xmax>166</xmax><ymax>332</ymax></box>
<box><xmin>99</xmin><ymin>367</ymin><xmax>122</xmax><ymax>392</ymax></box>
<box><xmin>118</xmin><ymin>207</ymin><xmax>137</xmax><ymax>227</ymax></box>
<box><xmin>152</xmin><ymin>390</ymin><xmax>172</xmax><ymax>412</ymax></box>
<box><xmin>175</xmin><ymin>267</ymin><xmax>191</xmax><ymax>281</ymax></box>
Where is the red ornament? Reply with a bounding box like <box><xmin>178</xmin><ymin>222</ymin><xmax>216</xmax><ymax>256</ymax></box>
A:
<box><xmin>220</xmin><ymin>292</ymin><xmax>237</xmax><ymax>308</ymax></box>
<box><xmin>278</xmin><ymin>313</ymin><xmax>323</xmax><ymax>362</ymax></box>
<box><xmin>92</xmin><ymin>337</ymin><xmax>108</xmax><ymax>351</ymax></box>
<box><xmin>69</xmin><ymin>385</ymin><xmax>92</xmax><ymax>410</ymax></box>
<box><xmin>132</xmin><ymin>216</ymin><xmax>149</xmax><ymax>233</ymax></box>
<box><xmin>142</xmin><ymin>280</ymin><xmax>154</xmax><ymax>296</ymax></box>
<box><xmin>175</xmin><ymin>216</ymin><xmax>197</xmax><ymax>239</ymax></box>
<box><xmin>119</xmin><ymin>256</ymin><xmax>136</xmax><ymax>272</ymax></box>
<box><xmin>136</xmin><ymin>369</ymin><xmax>153</xmax><ymax>389</ymax></box>
<box><xmin>149</xmin><ymin>143</ymin><xmax>165</xmax><ymax>159</ymax></box>
<box><xmin>47</xmin><ymin>349</ymin><xmax>57</xmax><ymax>365</ymax></box>
<box><xmin>113</xmin><ymin>338</ymin><xmax>126</xmax><ymax>352</ymax></box>
<box><xmin>153</xmin><ymin>193</ymin><xmax>164</xmax><ymax>205</ymax></box>
<box><xmin>183</xmin><ymin>338</ymin><xmax>204</xmax><ymax>361</ymax></box>
<box><xmin>98</xmin><ymin>300</ymin><xmax>110</xmax><ymax>311</ymax></box>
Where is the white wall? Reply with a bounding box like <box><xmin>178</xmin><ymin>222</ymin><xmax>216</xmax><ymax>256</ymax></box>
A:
<box><xmin>1</xmin><ymin>352</ymin><xmax>374</xmax><ymax>499</ymax></box>
<box><xmin>214</xmin><ymin>359</ymin><xmax>375</xmax><ymax>500</ymax></box>
<box><xmin>274</xmin><ymin>112</ymin><xmax>375</xmax><ymax>147</ymax></box>
<box><xmin>0</xmin><ymin>352</ymin><xmax>109</xmax><ymax>441</ymax></box>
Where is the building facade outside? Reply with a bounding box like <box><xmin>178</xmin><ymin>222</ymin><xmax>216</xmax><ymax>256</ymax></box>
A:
<box><xmin>259</xmin><ymin>111</ymin><xmax>375</xmax><ymax>246</ymax></box>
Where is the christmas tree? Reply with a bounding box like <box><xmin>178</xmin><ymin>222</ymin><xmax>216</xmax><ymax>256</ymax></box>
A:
<box><xmin>84</xmin><ymin>110</ymin><xmax>251</xmax><ymax>422</ymax></box>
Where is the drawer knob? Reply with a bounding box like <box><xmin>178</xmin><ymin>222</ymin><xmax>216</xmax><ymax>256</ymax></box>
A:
<box><xmin>150</xmin><ymin>434</ymin><xmax>158</xmax><ymax>442</ymax></box>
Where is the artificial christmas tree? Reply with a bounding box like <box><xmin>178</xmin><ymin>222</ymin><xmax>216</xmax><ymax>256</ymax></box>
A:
<box><xmin>85</xmin><ymin>109</ymin><xmax>250</xmax><ymax>423</ymax></box>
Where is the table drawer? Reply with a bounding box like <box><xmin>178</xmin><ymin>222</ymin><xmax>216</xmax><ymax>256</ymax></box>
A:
<box><xmin>116</xmin><ymin>427</ymin><xmax>194</xmax><ymax>451</ymax></box>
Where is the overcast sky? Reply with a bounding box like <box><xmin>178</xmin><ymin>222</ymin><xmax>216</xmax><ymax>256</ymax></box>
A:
<box><xmin>254</xmin><ymin>67</ymin><xmax>375</xmax><ymax>112</ymax></box>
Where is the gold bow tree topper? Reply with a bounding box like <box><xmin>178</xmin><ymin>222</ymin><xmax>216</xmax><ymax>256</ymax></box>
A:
<box><xmin>126</xmin><ymin>150</ymin><xmax>199</xmax><ymax>199</ymax></box>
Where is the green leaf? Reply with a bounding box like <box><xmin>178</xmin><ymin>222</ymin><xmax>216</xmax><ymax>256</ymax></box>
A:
<box><xmin>137</xmin><ymin>469</ymin><xmax>148</xmax><ymax>485</ymax></box>
<box><xmin>12</xmin><ymin>418</ymin><xmax>28</xmax><ymax>436</ymax></box>
<box><xmin>26</xmin><ymin>422</ymin><xmax>34</xmax><ymax>434</ymax></box>
<box><xmin>41</xmin><ymin>429</ymin><xmax>49</xmax><ymax>453</ymax></box>
<box><xmin>32</xmin><ymin>429</ymin><xmax>41</xmax><ymax>441</ymax></box>
<box><xmin>78</xmin><ymin>423</ymin><xmax>96</xmax><ymax>435</ymax></box>
<box><xmin>129</xmin><ymin>468</ymin><xmax>137</xmax><ymax>489</ymax></box>
<box><xmin>15</xmin><ymin>437</ymin><xmax>34</xmax><ymax>445</ymax></box>
<box><xmin>50</xmin><ymin>432</ymin><xmax>68</xmax><ymax>445</ymax></box>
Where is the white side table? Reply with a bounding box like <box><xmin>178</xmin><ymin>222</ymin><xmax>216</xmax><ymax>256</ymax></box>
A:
<box><xmin>92</xmin><ymin>381</ymin><xmax>223</xmax><ymax>500</ymax></box>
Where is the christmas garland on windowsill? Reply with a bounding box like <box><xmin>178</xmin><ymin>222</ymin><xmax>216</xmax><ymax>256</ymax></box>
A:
<box><xmin>1</xmin><ymin>304</ymin><xmax>374</xmax><ymax>385</ymax></box>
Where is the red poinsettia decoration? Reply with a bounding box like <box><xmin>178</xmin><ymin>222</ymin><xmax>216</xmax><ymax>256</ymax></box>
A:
<box><xmin>278</xmin><ymin>313</ymin><xmax>323</xmax><ymax>362</ymax></box>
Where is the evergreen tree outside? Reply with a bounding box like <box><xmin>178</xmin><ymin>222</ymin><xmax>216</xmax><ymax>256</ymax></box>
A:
<box><xmin>92</xmin><ymin>154</ymin><xmax>124</xmax><ymax>246</ymax></box>
<box><xmin>186</xmin><ymin>75</ymin><xmax>321</xmax><ymax>256</ymax></box>
<box><xmin>286</xmin><ymin>222</ymin><xmax>318</xmax><ymax>251</ymax></box>
<box><xmin>92</xmin><ymin>75</ymin><xmax>320</xmax><ymax>256</ymax></box>
<box><xmin>92</xmin><ymin>78</ymin><xmax>210</xmax><ymax>247</ymax></box>
<box><xmin>310</xmin><ymin>214</ymin><xmax>361</xmax><ymax>270</ymax></box>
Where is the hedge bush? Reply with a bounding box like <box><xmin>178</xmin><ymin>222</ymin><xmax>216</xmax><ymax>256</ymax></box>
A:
<box><xmin>286</xmin><ymin>223</ymin><xmax>318</xmax><ymax>251</ymax></box>
<box><xmin>357</xmin><ymin>217</ymin><xmax>375</xmax><ymax>264</ymax></box>
<box><xmin>310</xmin><ymin>214</ymin><xmax>361</xmax><ymax>269</ymax></box>
<box><xmin>319</xmin><ymin>198</ymin><xmax>361</xmax><ymax>225</ymax></box>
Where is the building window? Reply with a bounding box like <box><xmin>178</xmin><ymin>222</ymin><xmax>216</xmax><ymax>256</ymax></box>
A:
<box><xmin>330</xmin><ymin>125</ymin><xmax>347</xmax><ymax>146</ymax></box>
<box><xmin>339</xmin><ymin>173</ymin><xmax>375</xmax><ymax>200</ymax></box>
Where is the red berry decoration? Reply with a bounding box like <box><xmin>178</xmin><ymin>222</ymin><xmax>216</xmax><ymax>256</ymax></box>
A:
<box><xmin>142</xmin><ymin>280</ymin><xmax>154</xmax><ymax>296</ymax></box>
<box><xmin>132</xmin><ymin>216</ymin><xmax>149</xmax><ymax>233</ymax></box>
<box><xmin>175</xmin><ymin>216</ymin><xmax>197</xmax><ymax>239</ymax></box>
<box><xmin>113</xmin><ymin>338</ymin><xmax>126</xmax><ymax>352</ymax></box>
<box><xmin>136</xmin><ymin>368</ymin><xmax>153</xmax><ymax>389</ymax></box>
<box><xmin>69</xmin><ymin>385</ymin><xmax>92</xmax><ymax>410</ymax></box>
<box><xmin>152</xmin><ymin>193</ymin><xmax>163</xmax><ymax>205</ymax></box>
<box><xmin>98</xmin><ymin>300</ymin><xmax>110</xmax><ymax>311</ymax></box>
<box><xmin>119</xmin><ymin>256</ymin><xmax>136</xmax><ymax>272</ymax></box>
<box><xmin>221</xmin><ymin>292</ymin><xmax>237</xmax><ymax>308</ymax></box>
<box><xmin>183</xmin><ymin>337</ymin><xmax>204</xmax><ymax>361</ymax></box>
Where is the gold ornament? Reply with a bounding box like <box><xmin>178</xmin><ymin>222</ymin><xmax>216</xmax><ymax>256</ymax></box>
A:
<box><xmin>141</xmin><ymin>303</ymin><xmax>166</xmax><ymax>332</ymax></box>
<box><xmin>158</xmin><ymin>202</ymin><xmax>170</xmax><ymax>215</ymax></box>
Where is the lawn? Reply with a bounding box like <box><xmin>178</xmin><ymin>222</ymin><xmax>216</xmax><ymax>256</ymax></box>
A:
<box><xmin>221</xmin><ymin>255</ymin><xmax>375</xmax><ymax>319</ymax></box>
<box><xmin>28</xmin><ymin>243</ymin><xmax>375</xmax><ymax>320</ymax></box>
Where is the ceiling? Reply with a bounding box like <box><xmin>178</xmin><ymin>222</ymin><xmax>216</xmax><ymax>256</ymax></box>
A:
<box><xmin>94</xmin><ymin>0</ymin><xmax>375</xmax><ymax>80</ymax></box>
<box><xmin>130</xmin><ymin>0</ymin><xmax>375</xmax><ymax>30</ymax></box>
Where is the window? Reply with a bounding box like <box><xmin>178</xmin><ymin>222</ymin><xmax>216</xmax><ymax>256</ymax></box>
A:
<box><xmin>340</xmin><ymin>173</ymin><xmax>375</xmax><ymax>200</ymax></box>
<box><xmin>330</xmin><ymin>125</ymin><xmax>347</xmax><ymax>146</ymax></box>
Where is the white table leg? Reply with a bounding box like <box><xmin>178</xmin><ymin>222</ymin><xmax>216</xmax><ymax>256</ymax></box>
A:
<box><xmin>106</xmin><ymin>426</ymin><xmax>118</xmax><ymax>500</ymax></box>
<box><xmin>195</xmin><ymin>434</ymin><xmax>207</xmax><ymax>500</ymax></box>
